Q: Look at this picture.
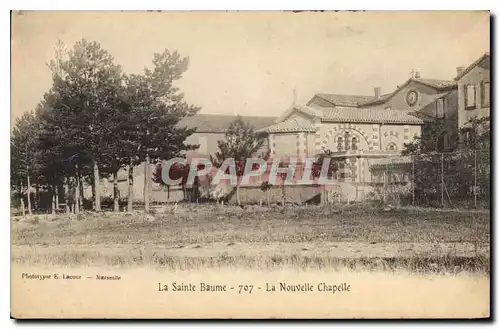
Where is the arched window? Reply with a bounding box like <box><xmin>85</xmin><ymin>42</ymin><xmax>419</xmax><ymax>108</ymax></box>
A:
<box><xmin>351</xmin><ymin>137</ymin><xmax>358</xmax><ymax>150</ymax></box>
<box><xmin>387</xmin><ymin>142</ymin><xmax>397</xmax><ymax>151</ymax></box>
<box><xmin>337</xmin><ymin>137</ymin><xmax>343</xmax><ymax>152</ymax></box>
<box><xmin>344</xmin><ymin>131</ymin><xmax>350</xmax><ymax>150</ymax></box>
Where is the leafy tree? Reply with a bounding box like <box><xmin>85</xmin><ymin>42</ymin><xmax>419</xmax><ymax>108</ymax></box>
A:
<box><xmin>12</xmin><ymin>42</ymin><xmax>200</xmax><ymax>215</ymax></box>
<box><xmin>211</xmin><ymin>116</ymin><xmax>267</xmax><ymax>206</ymax></box>
<box><xmin>45</xmin><ymin>39</ymin><xmax>125</xmax><ymax>212</ymax></box>
<box><xmin>310</xmin><ymin>149</ymin><xmax>339</xmax><ymax>204</ymax></box>
<box><xmin>122</xmin><ymin>49</ymin><xmax>199</xmax><ymax>213</ymax></box>
<box><xmin>11</xmin><ymin>111</ymin><xmax>40</xmax><ymax>215</ymax></box>
<box><xmin>152</xmin><ymin>161</ymin><xmax>195</xmax><ymax>202</ymax></box>
<box><xmin>260</xmin><ymin>181</ymin><xmax>273</xmax><ymax>207</ymax></box>
<box><xmin>401</xmin><ymin>116</ymin><xmax>490</xmax><ymax>208</ymax></box>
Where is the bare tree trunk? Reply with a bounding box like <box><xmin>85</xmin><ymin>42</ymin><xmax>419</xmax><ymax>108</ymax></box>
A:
<box><xmin>144</xmin><ymin>156</ymin><xmax>150</xmax><ymax>213</ymax></box>
<box><xmin>75</xmin><ymin>164</ymin><xmax>80</xmax><ymax>214</ymax></box>
<box><xmin>266</xmin><ymin>189</ymin><xmax>270</xmax><ymax>207</ymax></box>
<box><xmin>281</xmin><ymin>184</ymin><xmax>286</xmax><ymax>208</ymax></box>
<box><xmin>55</xmin><ymin>184</ymin><xmax>59</xmax><ymax>211</ymax></box>
<box><xmin>167</xmin><ymin>185</ymin><xmax>170</xmax><ymax>201</ymax></box>
<box><xmin>35</xmin><ymin>185</ymin><xmax>40</xmax><ymax>211</ymax></box>
<box><xmin>236</xmin><ymin>184</ymin><xmax>241</xmax><ymax>206</ymax></box>
<box><xmin>93</xmin><ymin>161</ymin><xmax>101</xmax><ymax>211</ymax></box>
<box><xmin>127</xmin><ymin>160</ymin><xmax>134</xmax><ymax>212</ymax></box>
<box><xmin>20</xmin><ymin>183</ymin><xmax>26</xmax><ymax>217</ymax></box>
<box><xmin>64</xmin><ymin>177</ymin><xmax>70</xmax><ymax>214</ymax></box>
<box><xmin>91</xmin><ymin>181</ymin><xmax>96</xmax><ymax>209</ymax></box>
<box><xmin>51</xmin><ymin>185</ymin><xmax>56</xmax><ymax>215</ymax></box>
<box><xmin>79</xmin><ymin>176</ymin><xmax>84</xmax><ymax>211</ymax></box>
<box><xmin>26</xmin><ymin>166</ymin><xmax>32</xmax><ymax>216</ymax></box>
<box><xmin>113</xmin><ymin>171</ymin><xmax>119</xmax><ymax>212</ymax></box>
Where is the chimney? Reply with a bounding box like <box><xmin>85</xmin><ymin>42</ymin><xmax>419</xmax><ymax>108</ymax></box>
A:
<box><xmin>410</xmin><ymin>68</ymin><xmax>421</xmax><ymax>79</ymax></box>
<box><xmin>456</xmin><ymin>66</ymin><xmax>465</xmax><ymax>76</ymax></box>
<box><xmin>374</xmin><ymin>87</ymin><xmax>381</xmax><ymax>99</ymax></box>
<box><xmin>414</xmin><ymin>70</ymin><xmax>421</xmax><ymax>79</ymax></box>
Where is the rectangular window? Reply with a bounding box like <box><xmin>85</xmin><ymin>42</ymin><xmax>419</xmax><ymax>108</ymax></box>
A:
<box><xmin>437</xmin><ymin>98</ymin><xmax>445</xmax><ymax>118</ymax></box>
<box><xmin>482</xmin><ymin>81</ymin><xmax>490</xmax><ymax>107</ymax></box>
<box><xmin>465</xmin><ymin>84</ymin><xmax>476</xmax><ymax>109</ymax></box>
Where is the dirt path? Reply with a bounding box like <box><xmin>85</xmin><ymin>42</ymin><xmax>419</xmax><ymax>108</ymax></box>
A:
<box><xmin>12</xmin><ymin>241</ymin><xmax>490</xmax><ymax>260</ymax></box>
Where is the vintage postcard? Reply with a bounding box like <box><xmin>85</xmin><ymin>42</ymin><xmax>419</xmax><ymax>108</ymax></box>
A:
<box><xmin>10</xmin><ymin>10</ymin><xmax>491</xmax><ymax>319</ymax></box>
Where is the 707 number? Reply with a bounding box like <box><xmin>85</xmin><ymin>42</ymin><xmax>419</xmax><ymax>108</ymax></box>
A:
<box><xmin>238</xmin><ymin>285</ymin><xmax>254</xmax><ymax>294</ymax></box>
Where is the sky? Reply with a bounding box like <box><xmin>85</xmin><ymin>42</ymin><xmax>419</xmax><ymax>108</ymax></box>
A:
<box><xmin>11</xmin><ymin>11</ymin><xmax>490</xmax><ymax>124</ymax></box>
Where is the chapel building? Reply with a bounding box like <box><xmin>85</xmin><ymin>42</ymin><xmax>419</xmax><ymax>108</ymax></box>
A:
<box><xmin>258</xmin><ymin>70</ymin><xmax>459</xmax><ymax>200</ymax></box>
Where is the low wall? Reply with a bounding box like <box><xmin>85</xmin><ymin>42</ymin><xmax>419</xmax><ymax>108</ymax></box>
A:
<box><xmin>85</xmin><ymin>178</ymin><xmax>379</xmax><ymax>205</ymax></box>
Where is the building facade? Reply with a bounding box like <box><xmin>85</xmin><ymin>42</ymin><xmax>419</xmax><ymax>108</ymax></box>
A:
<box><xmin>92</xmin><ymin>53</ymin><xmax>489</xmax><ymax>205</ymax></box>
<box><xmin>180</xmin><ymin>114</ymin><xmax>276</xmax><ymax>156</ymax></box>
<box><xmin>89</xmin><ymin>114</ymin><xmax>276</xmax><ymax>202</ymax></box>
<box><xmin>454</xmin><ymin>53</ymin><xmax>490</xmax><ymax>130</ymax></box>
<box><xmin>260</xmin><ymin>74</ymin><xmax>459</xmax><ymax>183</ymax></box>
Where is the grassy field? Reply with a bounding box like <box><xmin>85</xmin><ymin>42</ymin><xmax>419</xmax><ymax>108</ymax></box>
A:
<box><xmin>11</xmin><ymin>203</ymin><xmax>491</xmax><ymax>273</ymax></box>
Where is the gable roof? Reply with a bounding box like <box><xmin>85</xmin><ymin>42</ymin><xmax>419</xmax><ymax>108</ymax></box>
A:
<box><xmin>321</xmin><ymin>106</ymin><xmax>425</xmax><ymax>124</ymax></box>
<box><xmin>310</xmin><ymin>78</ymin><xmax>457</xmax><ymax>109</ymax></box>
<box><xmin>357</xmin><ymin>92</ymin><xmax>395</xmax><ymax>106</ymax></box>
<box><xmin>411</xmin><ymin>78</ymin><xmax>457</xmax><ymax>90</ymax></box>
<box><xmin>258</xmin><ymin>118</ymin><xmax>318</xmax><ymax>133</ymax></box>
<box><xmin>310</xmin><ymin>93</ymin><xmax>375</xmax><ymax>107</ymax></box>
<box><xmin>275</xmin><ymin>104</ymin><xmax>320</xmax><ymax>123</ymax></box>
<box><xmin>358</xmin><ymin>78</ymin><xmax>456</xmax><ymax>107</ymax></box>
<box><xmin>454</xmin><ymin>52</ymin><xmax>490</xmax><ymax>81</ymax></box>
<box><xmin>178</xmin><ymin>114</ymin><xmax>277</xmax><ymax>133</ymax></box>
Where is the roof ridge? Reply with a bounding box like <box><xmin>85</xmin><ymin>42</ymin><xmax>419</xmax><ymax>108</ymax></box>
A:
<box><xmin>321</xmin><ymin>106</ymin><xmax>425</xmax><ymax>124</ymax></box>
<box><xmin>193</xmin><ymin>113</ymin><xmax>278</xmax><ymax>118</ymax></box>
<box><xmin>317</xmin><ymin>92</ymin><xmax>374</xmax><ymax>97</ymax></box>
<box><xmin>259</xmin><ymin>119</ymin><xmax>318</xmax><ymax>133</ymax></box>
<box><xmin>454</xmin><ymin>52</ymin><xmax>490</xmax><ymax>81</ymax></box>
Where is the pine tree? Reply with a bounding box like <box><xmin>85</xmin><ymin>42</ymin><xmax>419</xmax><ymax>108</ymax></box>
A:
<box><xmin>123</xmin><ymin>49</ymin><xmax>199</xmax><ymax>213</ymax></box>
<box><xmin>211</xmin><ymin>116</ymin><xmax>267</xmax><ymax>206</ymax></box>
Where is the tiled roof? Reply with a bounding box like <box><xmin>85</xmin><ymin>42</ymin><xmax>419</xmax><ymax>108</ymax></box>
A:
<box><xmin>313</xmin><ymin>93</ymin><xmax>375</xmax><ymax>107</ymax></box>
<box><xmin>320</xmin><ymin>107</ymin><xmax>425</xmax><ymax>124</ymax></box>
<box><xmin>358</xmin><ymin>92</ymin><xmax>395</xmax><ymax>106</ymax></box>
<box><xmin>315</xmin><ymin>78</ymin><xmax>456</xmax><ymax>109</ymax></box>
<box><xmin>178</xmin><ymin>114</ymin><xmax>277</xmax><ymax>133</ymax></box>
<box><xmin>358</xmin><ymin>78</ymin><xmax>456</xmax><ymax>107</ymax></box>
<box><xmin>454</xmin><ymin>52</ymin><xmax>490</xmax><ymax>81</ymax></box>
<box><xmin>258</xmin><ymin>119</ymin><xmax>318</xmax><ymax>133</ymax></box>
<box><xmin>412</xmin><ymin>78</ymin><xmax>457</xmax><ymax>90</ymax></box>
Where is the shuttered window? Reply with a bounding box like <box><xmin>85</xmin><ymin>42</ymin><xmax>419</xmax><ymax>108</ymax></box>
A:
<box><xmin>482</xmin><ymin>81</ymin><xmax>490</xmax><ymax>107</ymax></box>
<box><xmin>465</xmin><ymin>84</ymin><xmax>476</xmax><ymax>109</ymax></box>
<box><xmin>437</xmin><ymin>98</ymin><xmax>445</xmax><ymax>118</ymax></box>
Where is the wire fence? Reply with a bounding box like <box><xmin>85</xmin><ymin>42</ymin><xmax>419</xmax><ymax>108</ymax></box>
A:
<box><xmin>369</xmin><ymin>150</ymin><xmax>491</xmax><ymax>209</ymax></box>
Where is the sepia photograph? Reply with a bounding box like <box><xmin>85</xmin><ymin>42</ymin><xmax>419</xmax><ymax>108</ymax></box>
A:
<box><xmin>10</xmin><ymin>10</ymin><xmax>491</xmax><ymax>319</ymax></box>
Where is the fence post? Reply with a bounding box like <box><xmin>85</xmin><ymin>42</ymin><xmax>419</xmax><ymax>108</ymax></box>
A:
<box><xmin>441</xmin><ymin>153</ymin><xmax>444</xmax><ymax>208</ymax></box>
<box><xmin>383</xmin><ymin>163</ymin><xmax>387</xmax><ymax>204</ymax></box>
<box><xmin>411</xmin><ymin>155</ymin><xmax>415</xmax><ymax>206</ymax></box>
<box><xmin>474</xmin><ymin>149</ymin><xmax>477</xmax><ymax>208</ymax></box>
